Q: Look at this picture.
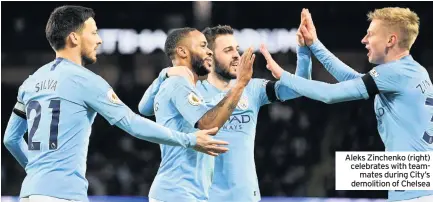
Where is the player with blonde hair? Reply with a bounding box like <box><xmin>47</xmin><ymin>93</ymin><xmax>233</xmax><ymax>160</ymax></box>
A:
<box><xmin>264</xmin><ymin>7</ymin><xmax>433</xmax><ymax>202</ymax></box>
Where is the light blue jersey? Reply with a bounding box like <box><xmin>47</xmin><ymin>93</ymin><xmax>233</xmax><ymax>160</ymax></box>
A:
<box><xmin>140</xmin><ymin>46</ymin><xmax>312</xmax><ymax>202</ymax></box>
<box><xmin>16</xmin><ymin>58</ymin><xmax>128</xmax><ymax>201</ymax></box>
<box><xmin>368</xmin><ymin>56</ymin><xmax>433</xmax><ymax>201</ymax></box>
<box><xmin>199</xmin><ymin>78</ymin><xmax>271</xmax><ymax>202</ymax></box>
<box><xmin>149</xmin><ymin>76</ymin><xmax>212</xmax><ymax>202</ymax></box>
<box><xmin>370</xmin><ymin>57</ymin><xmax>433</xmax><ymax>151</ymax></box>
<box><xmin>280</xmin><ymin>40</ymin><xmax>433</xmax><ymax>201</ymax></box>
<box><xmin>9</xmin><ymin>58</ymin><xmax>197</xmax><ymax>202</ymax></box>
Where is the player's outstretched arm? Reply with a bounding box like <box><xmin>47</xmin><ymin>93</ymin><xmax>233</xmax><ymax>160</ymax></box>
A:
<box><xmin>195</xmin><ymin>47</ymin><xmax>255</xmax><ymax>130</ymax></box>
<box><xmin>116</xmin><ymin>110</ymin><xmax>196</xmax><ymax>147</ymax></box>
<box><xmin>138</xmin><ymin>66</ymin><xmax>194</xmax><ymax>116</ymax></box>
<box><xmin>294</xmin><ymin>8</ymin><xmax>312</xmax><ymax>80</ymax></box>
<box><xmin>278</xmin><ymin>62</ymin><xmax>404</xmax><ymax>103</ymax></box>
<box><xmin>79</xmin><ymin>74</ymin><xmax>227</xmax><ymax>155</ymax></box>
<box><xmin>91</xmin><ymin>93</ymin><xmax>201</xmax><ymax>148</ymax></box>
<box><xmin>279</xmin><ymin>71</ymin><xmax>370</xmax><ymax>104</ymax></box>
<box><xmin>3</xmin><ymin>102</ymin><xmax>29</xmax><ymax>168</ymax></box>
<box><xmin>300</xmin><ymin>8</ymin><xmax>363</xmax><ymax>81</ymax></box>
<box><xmin>115</xmin><ymin>112</ymin><xmax>228</xmax><ymax>156</ymax></box>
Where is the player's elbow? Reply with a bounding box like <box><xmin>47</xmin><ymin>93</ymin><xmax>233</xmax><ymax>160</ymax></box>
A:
<box><xmin>138</xmin><ymin>101</ymin><xmax>153</xmax><ymax>117</ymax></box>
<box><xmin>320</xmin><ymin>85</ymin><xmax>344</xmax><ymax>104</ymax></box>
<box><xmin>137</xmin><ymin>104</ymin><xmax>146</xmax><ymax>116</ymax></box>
<box><xmin>196</xmin><ymin>120</ymin><xmax>219</xmax><ymax>131</ymax></box>
<box><xmin>196</xmin><ymin>121</ymin><xmax>208</xmax><ymax>130</ymax></box>
<box><xmin>322</xmin><ymin>96</ymin><xmax>336</xmax><ymax>104</ymax></box>
<box><xmin>3</xmin><ymin>134</ymin><xmax>15</xmax><ymax>149</ymax></box>
<box><xmin>283</xmin><ymin>94</ymin><xmax>301</xmax><ymax>101</ymax></box>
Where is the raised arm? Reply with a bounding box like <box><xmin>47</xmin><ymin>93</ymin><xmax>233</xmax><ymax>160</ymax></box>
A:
<box><xmin>256</xmin><ymin>10</ymin><xmax>314</xmax><ymax>102</ymax></box>
<box><xmin>294</xmin><ymin>11</ymin><xmax>312</xmax><ymax>80</ymax></box>
<box><xmin>308</xmin><ymin>40</ymin><xmax>364</xmax><ymax>81</ymax></box>
<box><xmin>259</xmin><ymin>43</ymin><xmax>312</xmax><ymax>101</ymax></box>
<box><xmin>194</xmin><ymin>48</ymin><xmax>255</xmax><ymax>129</ymax></box>
<box><xmin>294</xmin><ymin>45</ymin><xmax>313</xmax><ymax>79</ymax></box>
<box><xmin>114</xmin><ymin>111</ymin><xmax>228</xmax><ymax>156</ymax></box>
<box><xmin>300</xmin><ymin>8</ymin><xmax>363</xmax><ymax>81</ymax></box>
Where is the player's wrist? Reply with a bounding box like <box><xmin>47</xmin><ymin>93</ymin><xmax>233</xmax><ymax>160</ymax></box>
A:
<box><xmin>235</xmin><ymin>80</ymin><xmax>249</xmax><ymax>88</ymax></box>
<box><xmin>297</xmin><ymin>45</ymin><xmax>311</xmax><ymax>55</ymax></box>
<box><xmin>280</xmin><ymin>70</ymin><xmax>292</xmax><ymax>81</ymax></box>
<box><xmin>308</xmin><ymin>38</ymin><xmax>321</xmax><ymax>49</ymax></box>
<box><xmin>186</xmin><ymin>132</ymin><xmax>197</xmax><ymax>148</ymax></box>
<box><xmin>237</xmin><ymin>75</ymin><xmax>252</xmax><ymax>86</ymax></box>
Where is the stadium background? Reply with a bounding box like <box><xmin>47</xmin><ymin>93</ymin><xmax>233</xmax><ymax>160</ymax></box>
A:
<box><xmin>2</xmin><ymin>1</ymin><xmax>432</xmax><ymax>202</ymax></box>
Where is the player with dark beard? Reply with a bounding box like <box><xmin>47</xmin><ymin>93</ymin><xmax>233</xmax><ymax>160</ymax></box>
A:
<box><xmin>139</xmin><ymin>20</ymin><xmax>313</xmax><ymax>201</ymax></box>
<box><xmin>146</xmin><ymin>27</ymin><xmax>255</xmax><ymax>202</ymax></box>
<box><xmin>191</xmin><ymin>52</ymin><xmax>210</xmax><ymax>77</ymax></box>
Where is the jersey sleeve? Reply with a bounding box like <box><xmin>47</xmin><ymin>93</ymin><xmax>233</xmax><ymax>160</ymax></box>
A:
<box><xmin>4</xmin><ymin>85</ymin><xmax>29</xmax><ymax>168</ymax></box>
<box><xmin>4</xmin><ymin>112</ymin><xmax>29</xmax><ymax>168</ymax></box>
<box><xmin>76</xmin><ymin>74</ymin><xmax>130</xmax><ymax>125</ymax></box>
<box><xmin>310</xmin><ymin>40</ymin><xmax>363</xmax><ymax>81</ymax></box>
<box><xmin>138</xmin><ymin>68</ymin><xmax>169</xmax><ymax>116</ymax></box>
<box><xmin>169</xmin><ymin>77</ymin><xmax>209</xmax><ymax>127</ymax></box>
<box><xmin>248</xmin><ymin>79</ymin><xmax>273</xmax><ymax>107</ymax></box>
<box><xmin>280</xmin><ymin>71</ymin><xmax>369</xmax><ymax>104</ymax></box>
<box><xmin>14</xmin><ymin>84</ymin><xmax>27</xmax><ymax>118</ymax></box>
<box><xmin>362</xmin><ymin>64</ymin><xmax>404</xmax><ymax>96</ymax></box>
<box><xmin>295</xmin><ymin>45</ymin><xmax>313</xmax><ymax>79</ymax></box>
<box><xmin>115</xmin><ymin>111</ymin><xmax>196</xmax><ymax>148</ymax></box>
<box><xmin>17</xmin><ymin>84</ymin><xmax>25</xmax><ymax>103</ymax></box>
<box><xmin>250</xmin><ymin>78</ymin><xmax>302</xmax><ymax>106</ymax></box>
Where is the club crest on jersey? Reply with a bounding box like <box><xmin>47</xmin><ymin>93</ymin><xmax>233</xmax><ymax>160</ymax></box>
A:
<box><xmin>369</xmin><ymin>69</ymin><xmax>379</xmax><ymax>78</ymax></box>
<box><xmin>107</xmin><ymin>89</ymin><xmax>122</xmax><ymax>104</ymax></box>
<box><xmin>188</xmin><ymin>92</ymin><xmax>202</xmax><ymax>106</ymax></box>
<box><xmin>237</xmin><ymin>96</ymin><xmax>249</xmax><ymax>110</ymax></box>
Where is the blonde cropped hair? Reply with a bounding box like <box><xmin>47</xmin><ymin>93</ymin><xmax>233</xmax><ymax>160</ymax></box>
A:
<box><xmin>367</xmin><ymin>7</ymin><xmax>420</xmax><ymax>50</ymax></box>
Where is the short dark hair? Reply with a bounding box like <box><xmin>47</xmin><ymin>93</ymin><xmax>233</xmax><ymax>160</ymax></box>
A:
<box><xmin>164</xmin><ymin>27</ymin><xmax>197</xmax><ymax>59</ymax></box>
<box><xmin>45</xmin><ymin>5</ymin><xmax>95</xmax><ymax>50</ymax></box>
<box><xmin>202</xmin><ymin>25</ymin><xmax>234</xmax><ymax>50</ymax></box>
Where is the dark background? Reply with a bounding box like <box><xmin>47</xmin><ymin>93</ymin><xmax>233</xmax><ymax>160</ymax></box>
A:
<box><xmin>2</xmin><ymin>1</ymin><xmax>433</xmax><ymax>199</ymax></box>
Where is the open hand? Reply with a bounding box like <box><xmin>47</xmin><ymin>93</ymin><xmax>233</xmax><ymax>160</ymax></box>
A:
<box><xmin>236</xmin><ymin>47</ymin><xmax>255</xmax><ymax>86</ymax></box>
<box><xmin>260</xmin><ymin>44</ymin><xmax>283</xmax><ymax>79</ymax></box>
<box><xmin>193</xmin><ymin>127</ymin><xmax>229</xmax><ymax>157</ymax></box>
